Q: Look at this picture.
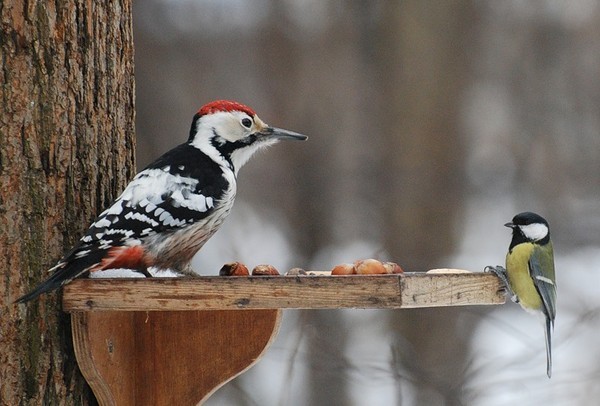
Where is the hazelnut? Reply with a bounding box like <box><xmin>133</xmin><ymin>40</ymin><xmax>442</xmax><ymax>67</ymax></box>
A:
<box><xmin>331</xmin><ymin>263</ymin><xmax>356</xmax><ymax>275</ymax></box>
<box><xmin>383</xmin><ymin>262</ymin><xmax>404</xmax><ymax>274</ymax></box>
<box><xmin>286</xmin><ymin>268</ymin><xmax>307</xmax><ymax>276</ymax></box>
<box><xmin>354</xmin><ymin>259</ymin><xmax>387</xmax><ymax>275</ymax></box>
<box><xmin>252</xmin><ymin>264</ymin><xmax>280</xmax><ymax>275</ymax></box>
<box><xmin>219</xmin><ymin>262</ymin><xmax>249</xmax><ymax>276</ymax></box>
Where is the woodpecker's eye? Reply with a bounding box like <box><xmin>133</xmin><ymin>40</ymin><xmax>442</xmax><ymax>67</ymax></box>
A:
<box><xmin>241</xmin><ymin>117</ymin><xmax>253</xmax><ymax>128</ymax></box>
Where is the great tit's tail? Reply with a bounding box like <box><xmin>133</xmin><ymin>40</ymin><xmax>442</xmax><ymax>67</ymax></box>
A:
<box><xmin>544</xmin><ymin>315</ymin><xmax>553</xmax><ymax>378</ymax></box>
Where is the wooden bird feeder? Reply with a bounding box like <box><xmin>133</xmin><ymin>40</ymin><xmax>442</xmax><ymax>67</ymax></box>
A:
<box><xmin>62</xmin><ymin>271</ymin><xmax>505</xmax><ymax>405</ymax></box>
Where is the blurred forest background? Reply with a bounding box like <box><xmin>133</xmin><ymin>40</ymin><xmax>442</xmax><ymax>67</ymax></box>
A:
<box><xmin>133</xmin><ymin>1</ymin><xmax>600</xmax><ymax>405</ymax></box>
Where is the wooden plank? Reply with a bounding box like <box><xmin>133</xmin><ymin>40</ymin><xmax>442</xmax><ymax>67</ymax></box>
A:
<box><xmin>63</xmin><ymin>271</ymin><xmax>505</xmax><ymax>312</ymax></box>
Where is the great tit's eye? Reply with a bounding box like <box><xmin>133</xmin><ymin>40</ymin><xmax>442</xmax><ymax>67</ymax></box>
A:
<box><xmin>241</xmin><ymin>117</ymin><xmax>252</xmax><ymax>128</ymax></box>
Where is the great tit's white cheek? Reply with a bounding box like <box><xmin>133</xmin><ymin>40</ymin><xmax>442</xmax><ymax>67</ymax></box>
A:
<box><xmin>519</xmin><ymin>223</ymin><xmax>548</xmax><ymax>241</ymax></box>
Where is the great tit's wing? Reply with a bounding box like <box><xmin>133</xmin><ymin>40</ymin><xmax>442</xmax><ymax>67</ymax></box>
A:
<box><xmin>529</xmin><ymin>244</ymin><xmax>557</xmax><ymax>324</ymax></box>
<box><xmin>530</xmin><ymin>243</ymin><xmax>556</xmax><ymax>379</ymax></box>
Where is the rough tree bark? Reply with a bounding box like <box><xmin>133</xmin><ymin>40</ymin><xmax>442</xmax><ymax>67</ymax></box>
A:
<box><xmin>0</xmin><ymin>1</ymin><xmax>135</xmax><ymax>404</ymax></box>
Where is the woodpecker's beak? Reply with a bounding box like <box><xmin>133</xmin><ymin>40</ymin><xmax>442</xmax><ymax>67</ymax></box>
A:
<box><xmin>504</xmin><ymin>222</ymin><xmax>515</xmax><ymax>228</ymax></box>
<box><xmin>260</xmin><ymin>127</ymin><xmax>308</xmax><ymax>141</ymax></box>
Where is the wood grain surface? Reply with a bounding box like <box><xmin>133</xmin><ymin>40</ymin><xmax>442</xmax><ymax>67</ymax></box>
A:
<box><xmin>63</xmin><ymin>272</ymin><xmax>505</xmax><ymax>312</ymax></box>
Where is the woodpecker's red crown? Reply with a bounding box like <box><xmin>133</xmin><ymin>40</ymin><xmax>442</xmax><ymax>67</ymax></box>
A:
<box><xmin>198</xmin><ymin>100</ymin><xmax>256</xmax><ymax>117</ymax></box>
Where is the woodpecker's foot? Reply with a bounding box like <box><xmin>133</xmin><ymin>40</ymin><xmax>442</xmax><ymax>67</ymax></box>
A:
<box><xmin>139</xmin><ymin>267</ymin><xmax>154</xmax><ymax>278</ymax></box>
<box><xmin>485</xmin><ymin>265</ymin><xmax>517</xmax><ymax>301</ymax></box>
<box><xmin>176</xmin><ymin>264</ymin><xmax>200</xmax><ymax>277</ymax></box>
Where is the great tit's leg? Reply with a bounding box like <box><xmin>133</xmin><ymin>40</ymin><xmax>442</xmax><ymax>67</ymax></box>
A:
<box><xmin>485</xmin><ymin>265</ymin><xmax>518</xmax><ymax>302</ymax></box>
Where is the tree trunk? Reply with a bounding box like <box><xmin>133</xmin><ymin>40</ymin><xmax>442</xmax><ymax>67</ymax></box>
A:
<box><xmin>0</xmin><ymin>1</ymin><xmax>135</xmax><ymax>404</ymax></box>
<box><xmin>374</xmin><ymin>2</ymin><xmax>474</xmax><ymax>404</ymax></box>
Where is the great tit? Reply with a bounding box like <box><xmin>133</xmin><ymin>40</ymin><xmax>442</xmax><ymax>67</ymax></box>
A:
<box><xmin>487</xmin><ymin>211</ymin><xmax>557</xmax><ymax>378</ymax></box>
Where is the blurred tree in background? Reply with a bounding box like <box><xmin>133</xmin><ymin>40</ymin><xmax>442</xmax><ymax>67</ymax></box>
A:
<box><xmin>134</xmin><ymin>1</ymin><xmax>600</xmax><ymax>405</ymax></box>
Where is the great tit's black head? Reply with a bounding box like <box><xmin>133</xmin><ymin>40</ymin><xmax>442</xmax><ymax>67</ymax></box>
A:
<box><xmin>505</xmin><ymin>211</ymin><xmax>550</xmax><ymax>244</ymax></box>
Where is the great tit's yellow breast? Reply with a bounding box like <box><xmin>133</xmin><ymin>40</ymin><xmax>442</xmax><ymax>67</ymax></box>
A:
<box><xmin>506</xmin><ymin>242</ymin><xmax>543</xmax><ymax>311</ymax></box>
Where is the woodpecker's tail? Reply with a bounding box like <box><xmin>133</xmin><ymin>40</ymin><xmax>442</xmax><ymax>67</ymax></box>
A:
<box><xmin>15</xmin><ymin>249</ymin><xmax>107</xmax><ymax>303</ymax></box>
<box><xmin>544</xmin><ymin>315</ymin><xmax>553</xmax><ymax>379</ymax></box>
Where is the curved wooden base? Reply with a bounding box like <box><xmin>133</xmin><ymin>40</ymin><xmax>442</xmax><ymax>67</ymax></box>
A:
<box><xmin>71</xmin><ymin>310</ymin><xmax>282</xmax><ymax>405</ymax></box>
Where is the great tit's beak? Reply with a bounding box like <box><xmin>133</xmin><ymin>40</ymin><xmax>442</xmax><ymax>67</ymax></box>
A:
<box><xmin>260</xmin><ymin>127</ymin><xmax>308</xmax><ymax>141</ymax></box>
<box><xmin>504</xmin><ymin>222</ymin><xmax>515</xmax><ymax>228</ymax></box>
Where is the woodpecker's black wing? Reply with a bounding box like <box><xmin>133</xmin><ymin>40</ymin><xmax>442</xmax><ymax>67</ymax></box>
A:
<box><xmin>16</xmin><ymin>143</ymin><xmax>231</xmax><ymax>303</ymax></box>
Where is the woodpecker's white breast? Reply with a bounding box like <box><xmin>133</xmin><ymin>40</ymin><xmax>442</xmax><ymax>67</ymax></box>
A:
<box><xmin>142</xmin><ymin>165</ymin><xmax>237</xmax><ymax>269</ymax></box>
